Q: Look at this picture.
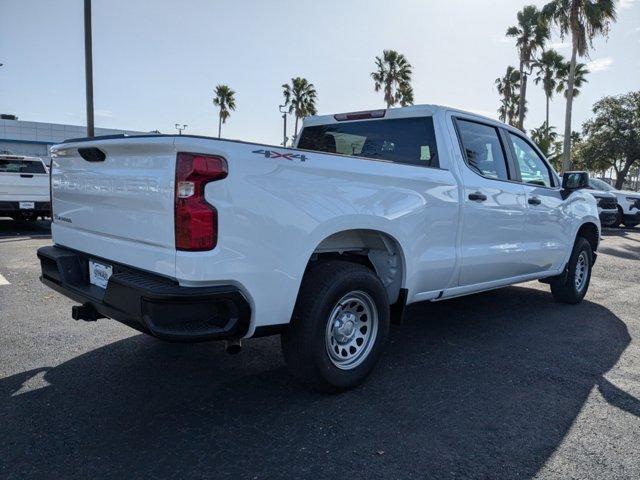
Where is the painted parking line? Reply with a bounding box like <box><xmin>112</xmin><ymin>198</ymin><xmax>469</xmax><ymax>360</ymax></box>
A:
<box><xmin>0</xmin><ymin>273</ymin><xmax>10</xmax><ymax>286</ymax></box>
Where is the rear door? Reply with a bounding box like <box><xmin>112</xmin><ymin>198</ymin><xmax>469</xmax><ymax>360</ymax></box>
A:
<box><xmin>504</xmin><ymin>131</ymin><xmax>568</xmax><ymax>272</ymax></box>
<box><xmin>50</xmin><ymin>137</ymin><xmax>178</xmax><ymax>277</ymax></box>
<box><xmin>0</xmin><ymin>157</ymin><xmax>49</xmax><ymax>202</ymax></box>
<box><xmin>452</xmin><ymin>117</ymin><xmax>530</xmax><ymax>286</ymax></box>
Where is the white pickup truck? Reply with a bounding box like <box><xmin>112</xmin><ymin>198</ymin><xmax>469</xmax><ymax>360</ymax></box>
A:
<box><xmin>0</xmin><ymin>155</ymin><xmax>51</xmax><ymax>221</ymax></box>
<box><xmin>38</xmin><ymin>105</ymin><xmax>601</xmax><ymax>391</ymax></box>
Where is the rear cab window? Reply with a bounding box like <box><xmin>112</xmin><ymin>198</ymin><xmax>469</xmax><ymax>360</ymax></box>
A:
<box><xmin>297</xmin><ymin>117</ymin><xmax>440</xmax><ymax>168</ymax></box>
<box><xmin>0</xmin><ymin>158</ymin><xmax>47</xmax><ymax>174</ymax></box>
<box><xmin>455</xmin><ymin>119</ymin><xmax>510</xmax><ymax>181</ymax></box>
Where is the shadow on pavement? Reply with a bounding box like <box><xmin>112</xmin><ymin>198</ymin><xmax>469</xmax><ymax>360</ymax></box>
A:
<box><xmin>0</xmin><ymin>286</ymin><xmax>633</xmax><ymax>479</ymax></box>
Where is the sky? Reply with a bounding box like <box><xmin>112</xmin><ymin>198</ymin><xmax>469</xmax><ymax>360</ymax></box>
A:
<box><xmin>1</xmin><ymin>0</ymin><xmax>639</xmax><ymax>145</ymax></box>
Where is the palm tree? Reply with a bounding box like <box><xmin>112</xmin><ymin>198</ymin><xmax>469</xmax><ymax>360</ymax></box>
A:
<box><xmin>557</xmin><ymin>61</ymin><xmax>589</xmax><ymax>98</ymax></box>
<box><xmin>543</xmin><ymin>0</ymin><xmax>616</xmax><ymax>170</ymax></box>
<box><xmin>495</xmin><ymin>66</ymin><xmax>521</xmax><ymax>125</ymax></box>
<box><xmin>531</xmin><ymin>122</ymin><xmax>563</xmax><ymax>167</ymax></box>
<box><xmin>506</xmin><ymin>5</ymin><xmax>550</xmax><ymax>130</ymax></box>
<box><xmin>212</xmin><ymin>84</ymin><xmax>236</xmax><ymax>138</ymax></box>
<box><xmin>371</xmin><ymin>50</ymin><xmax>414</xmax><ymax>108</ymax></box>
<box><xmin>532</xmin><ymin>49</ymin><xmax>565</xmax><ymax>141</ymax></box>
<box><xmin>282</xmin><ymin>77</ymin><xmax>318</xmax><ymax>138</ymax></box>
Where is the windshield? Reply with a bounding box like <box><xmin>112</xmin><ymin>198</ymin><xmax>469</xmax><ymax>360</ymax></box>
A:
<box><xmin>297</xmin><ymin>117</ymin><xmax>440</xmax><ymax>168</ymax></box>
<box><xmin>589</xmin><ymin>178</ymin><xmax>614</xmax><ymax>191</ymax></box>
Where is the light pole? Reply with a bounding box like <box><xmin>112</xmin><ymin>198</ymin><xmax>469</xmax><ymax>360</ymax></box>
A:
<box><xmin>279</xmin><ymin>105</ymin><xmax>288</xmax><ymax>147</ymax></box>
<box><xmin>84</xmin><ymin>0</ymin><xmax>94</xmax><ymax>137</ymax></box>
<box><xmin>175</xmin><ymin>123</ymin><xmax>188</xmax><ymax>135</ymax></box>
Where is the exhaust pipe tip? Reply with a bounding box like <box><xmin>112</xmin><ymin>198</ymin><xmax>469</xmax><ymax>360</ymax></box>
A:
<box><xmin>225</xmin><ymin>339</ymin><xmax>242</xmax><ymax>355</ymax></box>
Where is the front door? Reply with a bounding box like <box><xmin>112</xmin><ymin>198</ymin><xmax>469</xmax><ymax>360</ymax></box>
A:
<box><xmin>505</xmin><ymin>131</ymin><xmax>569</xmax><ymax>272</ymax></box>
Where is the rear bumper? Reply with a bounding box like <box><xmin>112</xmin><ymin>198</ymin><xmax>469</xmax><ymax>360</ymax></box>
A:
<box><xmin>0</xmin><ymin>201</ymin><xmax>51</xmax><ymax>215</ymax></box>
<box><xmin>37</xmin><ymin>245</ymin><xmax>251</xmax><ymax>342</ymax></box>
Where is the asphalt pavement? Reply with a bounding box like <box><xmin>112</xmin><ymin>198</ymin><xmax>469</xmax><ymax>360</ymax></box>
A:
<box><xmin>1</xmin><ymin>218</ymin><xmax>639</xmax><ymax>479</ymax></box>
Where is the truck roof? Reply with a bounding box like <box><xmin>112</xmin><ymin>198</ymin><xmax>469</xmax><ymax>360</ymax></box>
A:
<box><xmin>302</xmin><ymin>104</ymin><xmax>505</xmax><ymax>129</ymax></box>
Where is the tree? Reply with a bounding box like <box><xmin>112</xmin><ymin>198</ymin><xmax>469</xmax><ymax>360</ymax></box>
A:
<box><xmin>556</xmin><ymin>61</ymin><xmax>589</xmax><ymax>98</ymax></box>
<box><xmin>576</xmin><ymin>91</ymin><xmax>640</xmax><ymax>188</ymax></box>
<box><xmin>506</xmin><ymin>5</ymin><xmax>549</xmax><ymax>130</ymax></box>
<box><xmin>532</xmin><ymin>49</ymin><xmax>565</xmax><ymax>140</ymax></box>
<box><xmin>371</xmin><ymin>50</ymin><xmax>414</xmax><ymax>108</ymax></box>
<box><xmin>282</xmin><ymin>77</ymin><xmax>318</xmax><ymax>138</ymax></box>
<box><xmin>543</xmin><ymin>0</ymin><xmax>616</xmax><ymax>171</ymax></box>
<box><xmin>212</xmin><ymin>84</ymin><xmax>236</xmax><ymax>138</ymax></box>
<box><xmin>531</xmin><ymin>122</ymin><xmax>563</xmax><ymax>168</ymax></box>
<box><xmin>495</xmin><ymin>66</ymin><xmax>521</xmax><ymax>126</ymax></box>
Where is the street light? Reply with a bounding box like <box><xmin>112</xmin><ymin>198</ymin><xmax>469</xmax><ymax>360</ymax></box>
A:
<box><xmin>279</xmin><ymin>105</ymin><xmax>288</xmax><ymax>147</ymax></box>
<box><xmin>175</xmin><ymin>123</ymin><xmax>188</xmax><ymax>135</ymax></box>
<box><xmin>84</xmin><ymin>0</ymin><xmax>94</xmax><ymax>137</ymax></box>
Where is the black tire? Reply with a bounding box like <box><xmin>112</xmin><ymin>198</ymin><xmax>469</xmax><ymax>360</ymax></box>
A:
<box><xmin>615</xmin><ymin>207</ymin><xmax>624</xmax><ymax>228</ymax></box>
<box><xmin>550</xmin><ymin>237</ymin><xmax>593</xmax><ymax>304</ymax></box>
<box><xmin>281</xmin><ymin>260</ymin><xmax>390</xmax><ymax>393</ymax></box>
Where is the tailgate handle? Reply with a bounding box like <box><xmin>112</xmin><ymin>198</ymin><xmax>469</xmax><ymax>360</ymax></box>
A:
<box><xmin>20</xmin><ymin>174</ymin><xmax>34</xmax><ymax>178</ymax></box>
<box><xmin>78</xmin><ymin>147</ymin><xmax>106</xmax><ymax>162</ymax></box>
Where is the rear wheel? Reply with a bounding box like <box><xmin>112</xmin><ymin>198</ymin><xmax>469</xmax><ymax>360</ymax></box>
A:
<box><xmin>281</xmin><ymin>261</ymin><xmax>390</xmax><ymax>392</ymax></box>
<box><xmin>550</xmin><ymin>237</ymin><xmax>593</xmax><ymax>304</ymax></box>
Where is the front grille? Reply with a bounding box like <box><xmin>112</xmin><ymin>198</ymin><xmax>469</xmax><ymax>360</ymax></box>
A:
<box><xmin>598</xmin><ymin>198</ymin><xmax>617</xmax><ymax>210</ymax></box>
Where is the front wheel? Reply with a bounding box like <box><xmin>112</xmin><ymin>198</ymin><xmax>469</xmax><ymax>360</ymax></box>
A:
<box><xmin>281</xmin><ymin>261</ymin><xmax>390</xmax><ymax>393</ymax></box>
<box><xmin>550</xmin><ymin>237</ymin><xmax>593</xmax><ymax>304</ymax></box>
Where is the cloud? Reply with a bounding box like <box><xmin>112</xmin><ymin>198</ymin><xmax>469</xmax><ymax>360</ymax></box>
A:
<box><xmin>586</xmin><ymin>57</ymin><xmax>614</xmax><ymax>72</ymax></box>
<box><xmin>95</xmin><ymin>109</ymin><xmax>114</xmax><ymax>118</ymax></box>
<box><xmin>619</xmin><ymin>0</ymin><xmax>634</xmax><ymax>8</ymax></box>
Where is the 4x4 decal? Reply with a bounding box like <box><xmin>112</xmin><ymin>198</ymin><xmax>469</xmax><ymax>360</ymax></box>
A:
<box><xmin>252</xmin><ymin>149</ymin><xmax>307</xmax><ymax>162</ymax></box>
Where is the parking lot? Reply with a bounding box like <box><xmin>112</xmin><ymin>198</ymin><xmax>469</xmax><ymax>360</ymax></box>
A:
<box><xmin>1</xmin><ymin>219</ymin><xmax>639</xmax><ymax>479</ymax></box>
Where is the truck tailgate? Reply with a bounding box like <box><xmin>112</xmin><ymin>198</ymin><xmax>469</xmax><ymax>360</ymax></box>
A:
<box><xmin>50</xmin><ymin>137</ymin><xmax>178</xmax><ymax>277</ymax></box>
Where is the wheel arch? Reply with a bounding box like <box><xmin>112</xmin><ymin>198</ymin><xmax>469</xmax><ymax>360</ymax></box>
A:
<box><xmin>576</xmin><ymin>221</ymin><xmax>600</xmax><ymax>253</ymax></box>
<box><xmin>305</xmin><ymin>228</ymin><xmax>407</xmax><ymax>305</ymax></box>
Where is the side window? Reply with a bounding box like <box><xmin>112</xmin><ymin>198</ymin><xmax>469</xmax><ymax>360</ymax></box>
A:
<box><xmin>456</xmin><ymin>120</ymin><xmax>509</xmax><ymax>181</ymax></box>
<box><xmin>508</xmin><ymin>133</ymin><xmax>552</xmax><ymax>188</ymax></box>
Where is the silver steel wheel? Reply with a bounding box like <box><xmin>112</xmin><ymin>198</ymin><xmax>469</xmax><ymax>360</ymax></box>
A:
<box><xmin>325</xmin><ymin>290</ymin><xmax>379</xmax><ymax>370</ymax></box>
<box><xmin>574</xmin><ymin>251</ymin><xmax>589</xmax><ymax>293</ymax></box>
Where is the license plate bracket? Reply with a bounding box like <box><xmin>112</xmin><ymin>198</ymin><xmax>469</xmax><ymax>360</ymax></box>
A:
<box><xmin>89</xmin><ymin>260</ymin><xmax>113</xmax><ymax>289</ymax></box>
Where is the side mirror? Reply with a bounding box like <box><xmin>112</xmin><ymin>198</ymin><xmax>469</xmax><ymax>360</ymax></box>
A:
<box><xmin>561</xmin><ymin>171</ymin><xmax>590</xmax><ymax>199</ymax></box>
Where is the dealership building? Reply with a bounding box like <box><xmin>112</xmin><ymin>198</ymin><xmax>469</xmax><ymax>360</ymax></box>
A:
<box><xmin>0</xmin><ymin>115</ymin><xmax>147</xmax><ymax>164</ymax></box>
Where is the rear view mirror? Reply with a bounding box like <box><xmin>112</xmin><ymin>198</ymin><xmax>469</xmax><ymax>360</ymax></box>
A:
<box><xmin>562</xmin><ymin>171</ymin><xmax>589</xmax><ymax>190</ymax></box>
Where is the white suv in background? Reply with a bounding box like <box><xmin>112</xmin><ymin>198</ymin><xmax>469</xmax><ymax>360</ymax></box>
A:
<box><xmin>0</xmin><ymin>155</ymin><xmax>51</xmax><ymax>221</ymax></box>
<box><xmin>589</xmin><ymin>178</ymin><xmax>640</xmax><ymax>228</ymax></box>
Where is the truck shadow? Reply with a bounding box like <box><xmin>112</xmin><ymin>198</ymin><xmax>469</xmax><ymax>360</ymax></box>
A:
<box><xmin>0</xmin><ymin>286</ymin><xmax>633</xmax><ymax>479</ymax></box>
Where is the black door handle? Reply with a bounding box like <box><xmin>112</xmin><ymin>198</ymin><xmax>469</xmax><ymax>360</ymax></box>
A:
<box><xmin>468</xmin><ymin>192</ymin><xmax>487</xmax><ymax>202</ymax></box>
<box><xmin>528</xmin><ymin>197</ymin><xmax>542</xmax><ymax>205</ymax></box>
<box><xmin>20</xmin><ymin>174</ymin><xmax>34</xmax><ymax>178</ymax></box>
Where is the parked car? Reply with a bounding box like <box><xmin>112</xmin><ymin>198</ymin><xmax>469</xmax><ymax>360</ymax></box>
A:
<box><xmin>0</xmin><ymin>155</ymin><xmax>51</xmax><ymax>221</ymax></box>
<box><xmin>589</xmin><ymin>178</ymin><xmax>640</xmax><ymax>228</ymax></box>
<box><xmin>561</xmin><ymin>175</ymin><xmax>619</xmax><ymax>228</ymax></box>
<box><xmin>38</xmin><ymin>105</ymin><xmax>601</xmax><ymax>391</ymax></box>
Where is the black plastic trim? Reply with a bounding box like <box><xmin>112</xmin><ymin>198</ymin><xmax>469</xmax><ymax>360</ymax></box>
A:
<box><xmin>37</xmin><ymin>245</ymin><xmax>251</xmax><ymax>342</ymax></box>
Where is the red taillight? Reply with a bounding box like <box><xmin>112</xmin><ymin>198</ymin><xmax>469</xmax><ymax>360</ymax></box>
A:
<box><xmin>174</xmin><ymin>152</ymin><xmax>228</xmax><ymax>251</ymax></box>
